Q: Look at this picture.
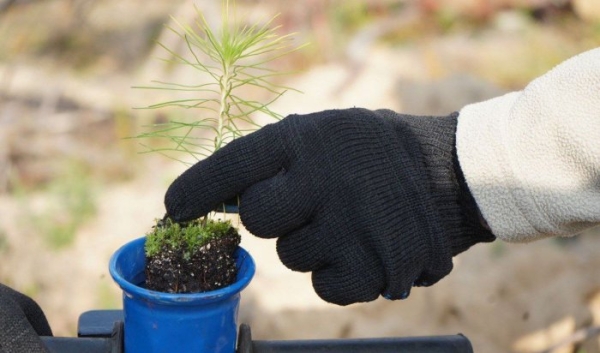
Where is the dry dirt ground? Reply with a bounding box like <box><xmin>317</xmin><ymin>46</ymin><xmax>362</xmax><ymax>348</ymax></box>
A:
<box><xmin>1</xmin><ymin>2</ymin><xmax>600</xmax><ymax>353</ymax></box>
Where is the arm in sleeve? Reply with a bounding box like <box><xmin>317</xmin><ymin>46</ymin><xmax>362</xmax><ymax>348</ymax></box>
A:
<box><xmin>456</xmin><ymin>48</ymin><xmax>600</xmax><ymax>243</ymax></box>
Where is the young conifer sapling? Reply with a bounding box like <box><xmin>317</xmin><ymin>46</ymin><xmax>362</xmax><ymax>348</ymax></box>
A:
<box><xmin>135</xmin><ymin>1</ymin><xmax>301</xmax><ymax>293</ymax></box>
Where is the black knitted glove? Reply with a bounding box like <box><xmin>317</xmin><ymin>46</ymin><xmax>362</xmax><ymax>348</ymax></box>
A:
<box><xmin>165</xmin><ymin>108</ymin><xmax>494</xmax><ymax>305</ymax></box>
<box><xmin>0</xmin><ymin>283</ymin><xmax>52</xmax><ymax>353</ymax></box>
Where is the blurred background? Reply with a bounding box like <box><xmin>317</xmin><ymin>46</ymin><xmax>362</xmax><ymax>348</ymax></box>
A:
<box><xmin>1</xmin><ymin>1</ymin><xmax>600</xmax><ymax>352</ymax></box>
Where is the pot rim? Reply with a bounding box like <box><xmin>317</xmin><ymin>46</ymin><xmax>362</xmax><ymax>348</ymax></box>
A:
<box><xmin>109</xmin><ymin>237</ymin><xmax>255</xmax><ymax>305</ymax></box>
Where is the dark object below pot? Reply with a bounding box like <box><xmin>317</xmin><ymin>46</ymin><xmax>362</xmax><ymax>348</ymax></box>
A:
<box><xmin>41</xmin><ymin>312</ymin><xmax>475</xmax><ymax>353</ymax></box>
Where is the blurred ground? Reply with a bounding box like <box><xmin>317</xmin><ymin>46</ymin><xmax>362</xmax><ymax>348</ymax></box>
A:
<box><xmin>1</xmin><ymin>1</ymin><xmax>600</xmax><ymax>352</ymax></box>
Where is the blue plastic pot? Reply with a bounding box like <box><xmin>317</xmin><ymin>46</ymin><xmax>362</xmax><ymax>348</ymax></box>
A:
<box><xmin>109</xmin><ymin>237</ymin><xmax>255</xmax><ymax>353</ymax></box>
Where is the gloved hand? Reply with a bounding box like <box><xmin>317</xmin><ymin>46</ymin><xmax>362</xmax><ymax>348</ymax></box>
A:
<box><xmin>165</xmin><ymin>108</ymin><xmax>494</xmax><ymax>305</ymax></box>
<box><xmin>0</xmin><ymin>283</ymin><xmax>52</xmax><ymax>353</ymax></box>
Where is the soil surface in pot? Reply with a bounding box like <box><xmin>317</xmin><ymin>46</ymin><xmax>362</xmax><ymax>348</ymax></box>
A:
<box><xmin>145</xmin><ymin>226</ymin><xmax>241</xmax><ymax>293</ymax></box>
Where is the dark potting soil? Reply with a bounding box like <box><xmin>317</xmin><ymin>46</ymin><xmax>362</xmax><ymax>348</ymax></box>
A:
<box><xmin>144</xmin><ymin>227</ymin><xmax>241</xmax><ymax>293</ymax></box>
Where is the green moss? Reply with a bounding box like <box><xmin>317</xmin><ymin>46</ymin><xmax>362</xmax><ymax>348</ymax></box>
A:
<box><xmin>145</xmin><ymin>217</ymin><xmax>233</xmax><ymax>257</ymax></box>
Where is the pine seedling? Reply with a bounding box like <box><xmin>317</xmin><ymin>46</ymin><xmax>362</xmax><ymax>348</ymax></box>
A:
<box><xmin>137</xmin><ymin>1</ymin><xmax>303</xmax><ymax>293</ymax></box>
<box><xmin>135</xmin><ymin>0</ymin><xmax>302</xmax><ymax>165</ymax></box>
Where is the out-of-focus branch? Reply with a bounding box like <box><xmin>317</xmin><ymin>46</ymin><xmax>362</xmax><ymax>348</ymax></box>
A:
<box><xmin>537</xmin><ymin>325</ymin><xmax>600</xmax><ymax>353</ymax></box>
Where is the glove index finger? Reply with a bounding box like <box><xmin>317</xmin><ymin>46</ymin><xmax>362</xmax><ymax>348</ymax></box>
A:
<box><xmin>165</xmin><ymin>123</ymin><xmax>287</xmax><ymax>222</ymax></box>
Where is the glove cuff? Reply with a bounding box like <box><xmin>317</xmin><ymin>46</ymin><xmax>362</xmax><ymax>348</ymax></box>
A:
<box><xmin>451</xmin><ymin>145</ymin><xmax>496</xmax><ymax>254</ymax></box>
<box><xmin>401</xmin><ymin>112</ymin><xmax>495</xmax><ymax>257</ymax></box>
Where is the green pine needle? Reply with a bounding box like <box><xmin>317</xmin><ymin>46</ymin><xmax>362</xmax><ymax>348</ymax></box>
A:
<box><xmin>133</xmin><ymin>0</ymin><xmax>305</xmax><ymax>164</ymax></box>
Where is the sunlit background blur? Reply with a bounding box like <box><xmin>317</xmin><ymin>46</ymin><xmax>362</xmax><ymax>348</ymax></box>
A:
<box><xmin>1</xmin><ymin>1</ymin><xmax>600</xmax><ymax>352</ymax></box>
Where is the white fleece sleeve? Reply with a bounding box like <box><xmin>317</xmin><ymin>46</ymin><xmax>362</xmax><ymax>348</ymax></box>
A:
<box><xmin>456</xmin><ymin>48</ymin><xmax>600</xmax><ymax>243</ymax></box>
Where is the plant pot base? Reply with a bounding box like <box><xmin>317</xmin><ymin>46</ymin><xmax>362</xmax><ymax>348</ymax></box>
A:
<box><xmin>109</xmin><ymin>237</ymin><xmax>255</xmax><ymax>353</ymax></box>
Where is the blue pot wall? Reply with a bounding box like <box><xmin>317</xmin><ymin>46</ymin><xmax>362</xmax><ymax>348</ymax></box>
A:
<box><xmin>109</xmin><ymin>237</ymin><xmax>255</xmax><ymax>353</ymax></box>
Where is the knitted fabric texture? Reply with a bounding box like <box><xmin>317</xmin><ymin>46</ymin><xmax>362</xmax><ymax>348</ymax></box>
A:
<box><xmin>0</xmin><ymin>283</ymin><xmax>52</xmax><ymax>353</ymax></box>
<box><xmin>395</xmin><ymin>111</ymin><xmax>495</xmax><ymax>256</ymax></box>
<box><xmin>166</xmin><ymin>108</ymin><xmax>494</xmax><ymax>305</ymax></box>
